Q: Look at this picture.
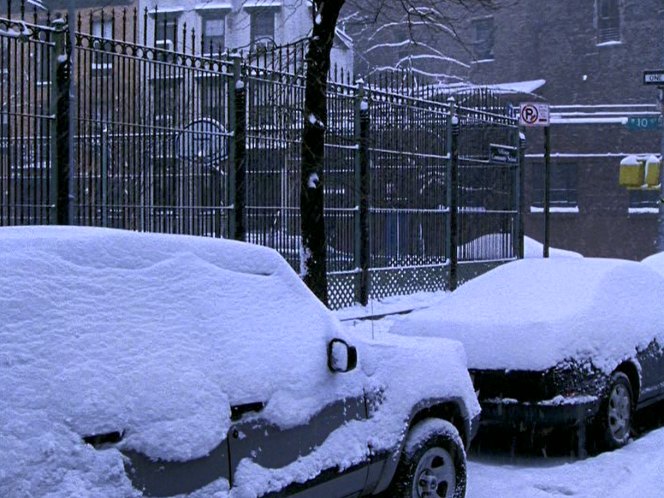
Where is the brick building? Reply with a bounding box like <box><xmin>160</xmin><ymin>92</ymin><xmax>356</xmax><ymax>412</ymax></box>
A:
<box><xmin>348</xmin><ymin>0</ymin><xmax>663</xmax><ymax>260</ymax></box>
<box><xmin>464</xmin><ymin>0</ymin><xmax>663</xmax><ymax>260</ymax></box>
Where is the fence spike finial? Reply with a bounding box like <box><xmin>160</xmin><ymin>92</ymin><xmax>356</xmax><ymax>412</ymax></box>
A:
<box><xmin>122</xmin><ymin>8</ymin><xmax>128</xmax><ymax>42</ymax></box>
<box><xmin>143</xmin><ymin>7</ymin><xmax>148</xmax><ymax>46</ymax></box>
<box><xmin>132</xmin><ymin>7</ymin><xmax>137</xmax><ymax>44</ymax></box>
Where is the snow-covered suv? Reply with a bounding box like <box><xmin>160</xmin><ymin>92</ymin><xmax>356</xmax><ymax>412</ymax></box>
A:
<box><xmin>0</xmin><ymin>226</ymin><xmax>479</xmax><ymax>498</ymax></box>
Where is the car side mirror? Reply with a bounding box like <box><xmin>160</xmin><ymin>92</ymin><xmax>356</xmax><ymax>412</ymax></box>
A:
<box><xmin>327</xmin><ymin>338</ymin><xmax>358</xmax><ymax>373</ymax></box>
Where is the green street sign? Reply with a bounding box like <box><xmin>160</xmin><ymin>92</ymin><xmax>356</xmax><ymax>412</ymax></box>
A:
<box><xmin>626</xmin><ymin>116</ymin><xmax>663</xmax><ymax>131</ymax></box>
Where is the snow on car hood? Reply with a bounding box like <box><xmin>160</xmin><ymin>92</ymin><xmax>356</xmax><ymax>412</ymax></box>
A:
<box><xmin>390</xmin><ymin>258</ymin><xmax>664</xmax><ymax>373</ymax></box>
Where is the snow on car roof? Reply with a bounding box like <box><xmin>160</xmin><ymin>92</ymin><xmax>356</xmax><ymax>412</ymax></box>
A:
<box><xmin>390</xmin><ymin>258</ymin><xmax>664</xmax><ymax>372</ymax></box>
<box><xmin>0</xmin><ymin>226</ymin><xmax>348</xmax><ymax>463</ymax></box>
<box><xmin>643</xmin><ymin>251</ymin><xmax>664</xmax><ymax>278</ymax></box>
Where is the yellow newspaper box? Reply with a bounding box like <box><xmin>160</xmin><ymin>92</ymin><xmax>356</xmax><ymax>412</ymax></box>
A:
<box><xmin>619</xmin><ymin>155</ymin><xmax>644</xmax><ymax>188</ymax></box>
<box><xmin>644</xmin><ymin>155</ymin><xmax>661</xmax><ymax>188</ymax></box>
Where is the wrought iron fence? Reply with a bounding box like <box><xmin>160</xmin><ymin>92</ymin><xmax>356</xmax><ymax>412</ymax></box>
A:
<box><xmin>0</xmin><ymin>3</ymin><xmax>521</xmax><ymax>309</ymax></box>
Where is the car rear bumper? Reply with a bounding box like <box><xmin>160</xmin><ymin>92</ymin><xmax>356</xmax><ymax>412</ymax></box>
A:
<box><xmin>479</xmin><ymin>396</ymin><xmax>601</xmax><ymax>428</ymax></box>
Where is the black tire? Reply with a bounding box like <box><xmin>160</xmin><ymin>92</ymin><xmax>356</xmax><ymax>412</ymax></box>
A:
<box><xmin>594</xmin><ymin>371</ymin><xmax>633</xmax><ymax>450</ymax></box>
<box><xmin>387</xmin><ymin>418</ymin><xmax>466</xmax><ymax>498</ymax></box>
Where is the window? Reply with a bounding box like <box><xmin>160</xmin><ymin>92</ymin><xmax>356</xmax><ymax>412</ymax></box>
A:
<box><xmin>202</xmin><ymin>15</ymin><xmax>225</xmax><ymax>55</ymax></box>
<box><xmin>92</xmin><ymin>19</ymin><xmax>113</xmax><ymax>74</ymax></box>
<box><xmin>597</xmin><ymin>0</ymin><xmax>621</xmax><ymax>43</ymax></box>
<box><xmin>532</xmin><ymin>162</ymin><xmax>578</xmax><ymax>209</ymax></box>
<box><xmin>471</xmin><ymin>17</ymin><xmax>494</xmax><ymax>61</ymax></box>
<box><xmin>628</xmin><ymin>190</ymin><xmax>659</xmax><ymax>213</ymax></box>
<box><xmin>155</xmin><ymin>15</ymin><xmax>179</xmax><ymax>52</ymax></box>
<box><xmin>250</xmin><ymin>9</ymin><xmax>276</xmax><ymax>49</ymax></box>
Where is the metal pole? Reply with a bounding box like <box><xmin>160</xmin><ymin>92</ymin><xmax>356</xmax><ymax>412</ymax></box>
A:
<box><xmin>355</xmin><ymin>81</ymin><xmax>370</xmax><ymax>306</ymax></box>
<box><xmin>544</xmin><ymin>125</ymin><xmax>551</xmax><ymax>258</ymax></box>
<box><xmin>517</xmin><ymin>131</ymin><xmax>526</xmax><ymax>258</ymax></box>
<box><xmin>53</xmin><ymin>16</ymin><xmax>73</xmax><ymax>225</ymax></box>
<box><xmin>101</xmin><ymin>127</ymin><xmax>108</xmax><ymax>227</ymax></box>
<box><xmin>228</xmin><ymin>55</ymin><xmax>246</xmax><ymax>241</ymax></box>
<box><xmin>447</xmin><ymin>97</ymin><xmax>460</xmax><ymax>291</ymax></box>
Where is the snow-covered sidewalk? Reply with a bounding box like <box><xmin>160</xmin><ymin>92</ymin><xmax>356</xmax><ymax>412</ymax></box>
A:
<box><xmin>467</xmin><ymin>427</ymin><xmax>664</xmax><ymax>497</ymax></box>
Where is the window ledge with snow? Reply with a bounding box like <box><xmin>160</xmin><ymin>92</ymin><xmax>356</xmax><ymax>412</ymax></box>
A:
<box><xmin>628</xmin><ymin>207</ymin><xmax>659</xmax><ymax>215</ymax></box>
<box><xmin>596</xmin><ymin>40</ymin><xmax>622</xmax><ymax>47</ymax></box>
<box><xmin>530</xmin><ymin>205</ymin><xmax>579</xmax><ymax>214</ymax></box>
<box><xmin>195</xmin><ymin>3</ymin><xmax>232</xmax><ymax>12</ymax></box>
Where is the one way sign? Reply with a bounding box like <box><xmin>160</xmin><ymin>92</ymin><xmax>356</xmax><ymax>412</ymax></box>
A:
<box><xmin>643</xmin><ymin>70</ymin><xmax>664</xmax><ymax>85</ymax></box>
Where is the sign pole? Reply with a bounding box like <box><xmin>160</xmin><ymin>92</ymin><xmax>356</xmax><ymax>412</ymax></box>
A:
<box><xmin>520</xmin><ymin>101</ymin><xmax>551</xmax><ymax>257</ymax></box>
<box><xmin>544</xmin><ymin>126</ymin><xmax>551</xmax><ymax>258</ymax></box>
<box><xmin>659</xmin><ymin>88</ymin><xmax>664</xmax><ymax>252</ymax></box>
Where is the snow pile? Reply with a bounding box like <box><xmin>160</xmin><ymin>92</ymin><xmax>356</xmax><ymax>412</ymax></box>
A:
<box><xmin>0</xmin><ymin>226</ymin><xmax>478</xmax><ymax>497</ymax></box>
<box><xmin>389</xmin><ymin>258</ymin><xmax>664</xmax><ymax>372</ymax></box>
<box><xmin>523</xmin><ymin>236</ymin><xmax>583</xmax><ymax>258</ymax></box>
<box><xmin>460</xmin><ymin>233</ymin><xmax>582</xmax><ymax>260</ymax></box>
<box><xmin>643</xmin><ymin>251</ymin><xmax>664</xmax><ymax>278</ymax></box>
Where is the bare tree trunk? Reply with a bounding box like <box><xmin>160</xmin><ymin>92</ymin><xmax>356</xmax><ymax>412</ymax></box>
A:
<box><xmin>301</xmin><ymin>0</ymin><xmax>344</xmax><ymax>305</ymax></box>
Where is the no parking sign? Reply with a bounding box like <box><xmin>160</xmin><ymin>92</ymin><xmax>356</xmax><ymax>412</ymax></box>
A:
<box><xmin>519</xmin><ymin>102</ymin><xmax>550</xmax><ymax>127</ymax></box>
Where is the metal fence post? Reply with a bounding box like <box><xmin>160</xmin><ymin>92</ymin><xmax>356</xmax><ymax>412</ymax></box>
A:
<box><xmin>544</xmin><ymin>125</ymin><xmax>551</xmax><ymax>258</ymax></box>
<box><xmin>447</xmin><ymin>97</ymin><xmax>460</xmax><ymax>291</ymax></box>
<box><xmin>354</xmin><ymin>80</ymin><xmax>370</xmax><ymax>306</ymax></box>
<box><xmin>100</xmin><ymin>126</ymin><xmax>109</xmax><ymax>227</ymax></box>
<box><xmin>228</xmin><ymin>55</ymin><xmax>246</xmax><ymax>241</ymax></box>
<box><xmin>50</xmin><ymin>18</ymin><xmax>72</xmax><ymax>225</ymax></box>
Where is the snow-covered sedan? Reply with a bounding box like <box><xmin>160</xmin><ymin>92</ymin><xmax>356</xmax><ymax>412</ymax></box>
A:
<box><xmin>390</xmin><ymin>258</ymin><xmax>664</xmax><ymax>452</ymax></box>
<box><xmin>643</xmin><ymin>251</ymin><xmax>664</xmax><ymax>278</ymax></box>
<box><xmin>0</xmin><ymin>226</ymin><xmax>479</xmax><ymax>498</ymax></box>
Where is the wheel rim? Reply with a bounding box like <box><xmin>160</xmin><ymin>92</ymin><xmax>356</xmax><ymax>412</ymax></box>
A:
<box><xmin>607</xmin><ymin>383</ymin><xmax>631</xmax><ymax>442</ymax></box>
<box><xmin>412</xmin><ymin>447</ymin><xmax>456</xmax><ymax>498</ymax></box>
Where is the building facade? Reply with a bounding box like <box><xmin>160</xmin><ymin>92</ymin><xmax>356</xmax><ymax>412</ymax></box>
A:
<box><xmin>465</xmin><ymin>0</ymin><xmax>663</xmax><ymax>260</ymax></box>
<box><xmin>346</xmin><ymin>0</ymin><xmax>663</xmax><ymax>260</ymax></box>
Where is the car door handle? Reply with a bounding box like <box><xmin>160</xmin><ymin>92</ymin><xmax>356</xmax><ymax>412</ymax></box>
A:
<box><xmin>231</xmin><ymin>401</ymin><xmax>265</xmax><ymax>421</ymax></box>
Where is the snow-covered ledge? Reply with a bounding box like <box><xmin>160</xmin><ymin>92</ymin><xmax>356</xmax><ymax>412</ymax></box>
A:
<box><xmin>530</xmin><ymin>206</ymin><xmax>580</xmax><ymax>214</ymax></box>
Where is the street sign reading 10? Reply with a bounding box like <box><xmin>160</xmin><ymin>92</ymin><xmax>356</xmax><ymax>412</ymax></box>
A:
<box><xmin>626</xmin><ymin>116</ymin><xmax>663</xmax><ymax>131</ymax></box>
<box><xmin>643</xmin><ymin>70</ymin><xmax>664</xmax><ymax>85</ymax></box>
